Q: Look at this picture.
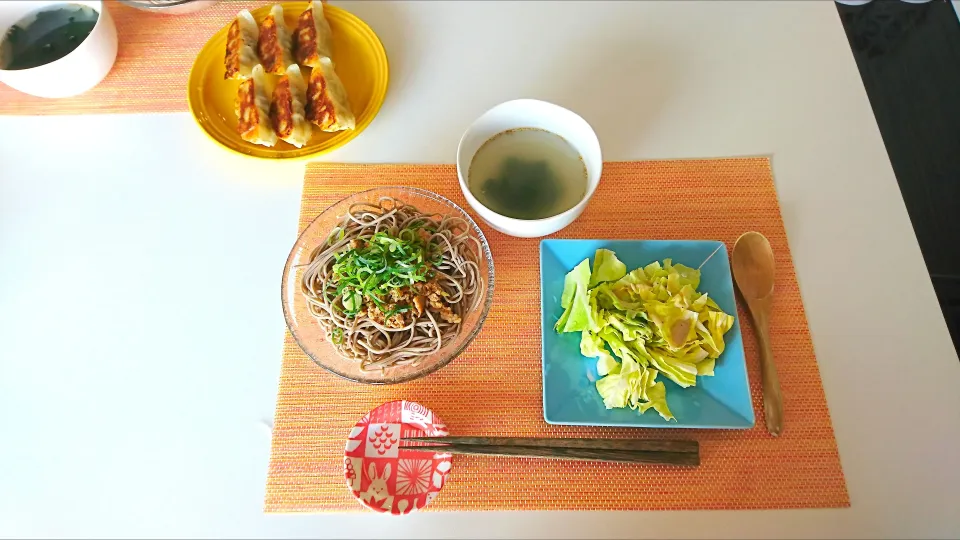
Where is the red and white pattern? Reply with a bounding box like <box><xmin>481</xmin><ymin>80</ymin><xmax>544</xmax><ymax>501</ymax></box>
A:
<box><xmin>344</xmin><ymin>400</ymin><xmax>452</xmax><ymax>514</ymax></box>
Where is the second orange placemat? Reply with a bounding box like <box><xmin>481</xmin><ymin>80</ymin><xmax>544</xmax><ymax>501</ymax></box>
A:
<box><xmin>265</xmin><ymin>158</ymin><xmax>849</xmax><ymax>512</ymax></box>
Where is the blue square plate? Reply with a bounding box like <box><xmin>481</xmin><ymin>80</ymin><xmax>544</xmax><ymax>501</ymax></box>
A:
<box><xmin>540</xmin><ymin>239</ymin><xmax>755</xmax><ymax>429</ymax></box>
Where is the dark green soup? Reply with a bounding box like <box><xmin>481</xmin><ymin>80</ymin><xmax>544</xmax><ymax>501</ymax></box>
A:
<box><xmin>0</xmin><ymin>4</ymin><xmax>98</xmax><ymax>71</ymax></box>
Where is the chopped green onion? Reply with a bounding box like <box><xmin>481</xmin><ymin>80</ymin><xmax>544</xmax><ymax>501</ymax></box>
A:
<box><xmin>342</xmin><ymin>288</ymin><xmax>362</xmax><ymax>312</ymax></box>
<box><xmin>383</xmin><ymin>305</ymin><xmax>411</xmax><ymax>319</ymax></box>
<box><xmin>328</xmin><ymin>227</ymin><xmax>440</xmax><ymax>316</ymax></box>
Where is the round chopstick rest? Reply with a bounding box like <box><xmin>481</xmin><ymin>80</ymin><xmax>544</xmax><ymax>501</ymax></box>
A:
<box><xmin>344</xmin><ymin>400</ymin><xmax>452</xmax><ymax>514</ymax></box>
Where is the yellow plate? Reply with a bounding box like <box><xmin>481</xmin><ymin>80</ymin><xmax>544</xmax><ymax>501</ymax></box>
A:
<box><xmin>187</xmin><ymin>2</ymin><xmax>389</xmax><ymax>159</ymax></box>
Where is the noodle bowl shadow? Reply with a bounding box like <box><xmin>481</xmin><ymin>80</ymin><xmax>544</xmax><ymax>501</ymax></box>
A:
<box><xmin>281</xmin><ymin>187</ymin><xmax>495</xmax><ymax>384</ymax></box>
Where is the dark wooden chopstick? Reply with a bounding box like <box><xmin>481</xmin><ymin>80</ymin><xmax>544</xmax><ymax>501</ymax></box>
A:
<box><xmin>403</xmin><ymin>436</ymin><xmax>697</xmax><ymax>452</ymax></box>
<box><xmin>400</xmin><ymin>437</ymin><xmax>699</xmax><ymax>466</ymax></box>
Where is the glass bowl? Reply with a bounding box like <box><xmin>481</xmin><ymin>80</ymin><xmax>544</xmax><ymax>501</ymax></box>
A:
<box><xmin>281</xmin><ymin>187</ymin><xmax>495</xmax><ymax>384</ymax></box>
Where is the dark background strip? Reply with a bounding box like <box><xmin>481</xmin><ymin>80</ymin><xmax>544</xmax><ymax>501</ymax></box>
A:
<box><xmin>836</xmin><ymin>0</ymin><xmax>960</xmax><ymax>354</ymax></box>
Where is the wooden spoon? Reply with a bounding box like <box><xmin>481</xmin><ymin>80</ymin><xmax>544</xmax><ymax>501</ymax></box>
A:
<box><xmin>731</xmin><ymin>232</ymin><xmax>783</xmax><ymax>437</ymax></box>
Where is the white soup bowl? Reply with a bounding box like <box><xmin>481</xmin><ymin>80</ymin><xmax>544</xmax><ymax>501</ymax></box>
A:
<box><xmin>456</xmin><ymin>99</ymin><xmax>602</xmax><ymax>238</ymax></box>
<box><xmin>0</xmin><ymin>1</ymin><xmax>118</xmax><ymax>98</ymax></box>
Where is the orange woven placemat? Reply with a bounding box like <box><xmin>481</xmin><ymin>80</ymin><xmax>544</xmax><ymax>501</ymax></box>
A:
<box><xmin>0</xmin><ymin>1</ymin><xmax>274</xmax><ymax>115</ymax></box>
<box><xmin>266</xmin><ymin>158</ymin><xmax>849</xmax><ymax>512</ymax></box>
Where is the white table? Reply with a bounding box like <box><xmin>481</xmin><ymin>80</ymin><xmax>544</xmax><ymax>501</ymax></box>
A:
<box><xmin>1</xmin><ymin>1</ymin><xmax>958</xmax><ymax>538</ymax></box>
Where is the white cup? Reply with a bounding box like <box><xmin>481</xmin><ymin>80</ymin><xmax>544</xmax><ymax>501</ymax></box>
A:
<box><xmin>0</xmin><ymin>1</ymin><xmax>118</xmax><ymax>98</ymax></box>
<box><xmin>456</xmin><ymin>99</ymin><xmax>603</xmax><ymax>238</ymax></box>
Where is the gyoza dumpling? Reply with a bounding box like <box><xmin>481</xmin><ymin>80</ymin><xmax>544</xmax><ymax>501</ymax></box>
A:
<box><xmin>306</xmin><ymin>57</ymin><xmax>355</xmax><ymax>132</ymax></box>
<box><xmin>257</xmin><ymin>4</ymin><xmax>294</xmax><ymax>75</ymax></box>
<box><xmin>271</xmin><ymin>64</ymin><xmax>313</xmax><ymax>148</ymax></box>
<box><xmin>294</xmin><ymin>1</ymin><xmax>333</xmax><ymax>68</ymax></box>
<box><xmin>236</xmin><ymin>64</ymin><xmax>277</xmax><ymax>147</ymax></box>
<box><xmin>223</xmin><ymin>9</ymin><xmax>259</xmax><ymax>80</ymax></box>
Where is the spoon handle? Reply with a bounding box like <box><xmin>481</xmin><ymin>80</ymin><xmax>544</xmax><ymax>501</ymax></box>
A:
<box><xmin>752</xmin><ymin>305</ymin><xmax>784</xmax><ymax>436</ymax></box>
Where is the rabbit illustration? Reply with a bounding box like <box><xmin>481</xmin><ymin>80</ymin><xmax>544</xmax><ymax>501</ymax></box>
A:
<box><xmin>361</xmin><ymin>462</ymin><xmax>393</xmax><ymax>510</ymax></box>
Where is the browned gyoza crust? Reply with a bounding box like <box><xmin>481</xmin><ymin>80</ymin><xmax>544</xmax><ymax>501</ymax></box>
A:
<box><xmin>271</xmin><ymin>77</ymin><xmax>294</xmax><ymax>139</ymax></box>
<box><xmin>306</xmin><ymin>67</ymin><xmax>338</xmax><ymax>129</ymax></box>
<box><xmin>223</xmin><ymin>19</ymin><xmax>242</xmax><ymax>80</ymax></box>
<box><xmin>236</xmin><ymin>78</ymin><xmax>260</xmax><ymax>141</ymax></box>
<box><xmin>295</xmin><ymin>9</ymin><xmax>320</xmax><ymax>66</ymax></box>
<box><xmin>257</xmin><ymin>14</ymin><xmax>283</xmax><ymax>74</ymax></box>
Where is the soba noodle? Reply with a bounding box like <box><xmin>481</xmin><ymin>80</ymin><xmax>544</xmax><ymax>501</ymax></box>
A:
<box><xmin>300</xmin><ymin>197</ymin><xmax>484</xmax><ymax>371</ymax></box>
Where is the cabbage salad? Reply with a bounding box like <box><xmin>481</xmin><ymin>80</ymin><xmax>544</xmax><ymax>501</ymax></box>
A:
<box><xmin>554</xmin><ymin>249</ymin><xmax>735</xmax><ymax>421</ymax></box>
